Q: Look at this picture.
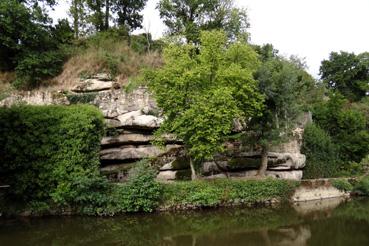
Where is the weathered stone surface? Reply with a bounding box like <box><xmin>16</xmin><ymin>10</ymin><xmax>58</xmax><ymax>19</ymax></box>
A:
<box><xmin>159</xmin><ymin>157</ymin><xmax>190</xmax><ymax>171</ymax></box>
<box><xmin>291</xmin><ymin>179</ymin><xmax>348</xmax><ymax>202</ymax></box>
<box><xmin>157</xmin><ymin>171</ymin><xmax>177</xmax><ymax>181</ymax></box>
<box><xmin>157</xmin><ymin>169</ymin><xmax>191</xmax><ymax>181</ymax></box>
<box><xmin>102</xmin><ymin>133</ymin><xmax>154</xmax><ymax>146</ymax></box>
<box><xmin>265</xmin><ymin>170</ymin><xmax>303</xmax><ymax>180</ymax></box>
<box><xmin>92</xmin><ymin>73</ymin><xmax>112</xmax><ymax>81</ymax></box>
<box><xmin>104</xmin><ymin>119</ymin><xmax>122</xmax><ymax>128</ymax></box>
<box><xmin>72</xmin><ymin>79</ymin><xmax>114</xmax><ymax>92</ymax></box>
<box><xmin>100</xmin><ymin>144</ymin><xmax>182</xmax><ymax>161</ymax></box>
<box><xmin>201</xmin><ymin>170</ymin><xmax>303</xmax><ymax>180</ymax></box>
<box><xmin>201</xmin><ymin>152</ymin><xmax>305</xmax><ymax>176</ymax></box>
<box><xmin>117</xmin><ymin>110</ymin><xmax>163</xmax><ymax>129</ymax></box>
<box><xmin>94</xmin><ymin>87</ymin><xmax>158</xmax><ymax>118</ymax></box>
<box><xmin>0</xmin><ymin>91</ymin><xmax>68</xmax><ymax>107</ymax></box>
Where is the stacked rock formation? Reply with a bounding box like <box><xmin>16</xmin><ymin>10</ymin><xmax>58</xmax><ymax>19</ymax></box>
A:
<box><xmin>0</xmin><ymin>74</ymin><xmax>310</xmax><ymax>181</ymax></box>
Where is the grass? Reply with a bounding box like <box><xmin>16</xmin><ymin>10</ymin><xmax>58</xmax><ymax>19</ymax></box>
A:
<box><xmin>52</xmin><ymin>38</ymin><xmax>162</xmax><ymax>90</ymax></box>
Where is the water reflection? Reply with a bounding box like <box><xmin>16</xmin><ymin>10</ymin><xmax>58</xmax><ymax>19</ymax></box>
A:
<box><xmin>0</xmin><ymin>198</ymin><xmax>368</xmax><ymax>246</ymax></box>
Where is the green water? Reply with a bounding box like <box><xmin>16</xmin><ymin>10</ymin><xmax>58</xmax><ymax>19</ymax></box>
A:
<box><xmin>1</xmin><ymin>198</ymin><xmax>369</xmax><ymax>246</ymax></box>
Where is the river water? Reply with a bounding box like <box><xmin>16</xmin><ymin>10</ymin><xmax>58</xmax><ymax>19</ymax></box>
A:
<box><xmin>0</xmin><ymin>198</ymin><xmax>369</xmax><ymax>246</ymax></box>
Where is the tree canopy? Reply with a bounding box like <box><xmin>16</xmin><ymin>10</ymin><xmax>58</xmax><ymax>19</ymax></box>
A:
<box><xmin>248</xmin><ymin>56</ymin><xmax>315</xmax><ymax>175</ymax></box>
<box><xmin>158</xmin><ymin>0</ymin><xmax>250</xmax><ymax>44</ymax></box>
<box><xmin>320</xmin><ymin>51</ymin><xmax>369</xmax><ymax>102</ymax></box>
<box><xmin>147</xmin><ymin>30</ymin><xmax>263</xmax><ymax>178</ymax></box>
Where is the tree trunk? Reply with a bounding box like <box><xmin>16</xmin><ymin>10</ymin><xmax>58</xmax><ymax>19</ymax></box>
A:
<box><xmin>213</xmin><ymin>159</ymin><xmax>229</xmax><ymax>178</ymax></box>
<box><xmin>104</xmin><ymin>0</ymin><xmax>109</xmax><ymax>30</ymax></box>
<box><xmin>189</xmin><ymin>157</ymin><xmax>197</xmax><ymax>180</ymax></box>
<box><xmin>72</xmin><ymin>0</ymin><xmax>79</xmax><ymax>38</ymax></box>
<box><xmin>258</xmin><ymin>146</ymin><xmax>268</xmax><ymax>176</ymax></box>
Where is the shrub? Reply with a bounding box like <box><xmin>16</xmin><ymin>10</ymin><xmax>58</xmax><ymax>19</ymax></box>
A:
<box><xmin>14</xmin><ymin>50</ymin><xmax>67</xmax><ymax>89</ymax></box>
<box><xmin>313</xmin><ymin>94</ymin><xmax>369</xmax><ymax>164</ymax></box>
<box><xmin>161</xmin><ymin>179</ymin><xmax>298</xmax><ymax>209</ymax></box>
<box><xmin>302</xmin><ymin>123</ymin><xmax>340</xmax><ymax>178</ymax></box>
<box><xmin>331</xmin><ymin>179</ymin><xmax>353</xmax><ymax>192</ymax></box>
<box><xmin>354</xmin><ymin>176</ymin><xmax>369</xmax><ymax>196</ymax></box>
<box><xmin>0</xmin><ymin>105</ymin><xmax>105</xmax><ymax>208</ymax></box>
<box><xmin>115</xmin><ymin>160</ymin><xmax>162</xmax><ymax>212</ymax></box>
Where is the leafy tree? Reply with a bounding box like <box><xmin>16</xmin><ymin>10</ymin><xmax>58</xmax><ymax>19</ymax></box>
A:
<box><xmin>320</xmin><ymin>51</ymin><xmax>369</xmax><ymax>102</ymax></box>
<box><xmin>249</xmin><ymin>57</ymin><xmax>315</xmax><ymax>176</ymax></box>
<box><xmin>148</xmin><ymin>30</ymin><xmax>263</xmax><ymax>179</ymax></box>
<box><xmin>69</xmin><ymin>0</ymin><xmax>88</xmax><ymax>38</ymax></box>
<box><xmin>302</xmin><ymin>123</ymin><xmax>340</xmax><ymax>178</ymax></box>
<box><xmin>112</xmin><ymin>0</ymin><xmax>148</xmax><ymax>31</ymax></box>
<box><xmin>0</xmin><ymin>0</ymin><xmax>70</xmax><ymax>87</ymax></box>
<box><xmin>158</xmin><ymin>0</ymin><xmax>250</xmax><ymax>44</ymax></box>
<box><xmin>313</xmin><ymin>93</ymin><xmax>369</xmax><ymax>164</ymax></box>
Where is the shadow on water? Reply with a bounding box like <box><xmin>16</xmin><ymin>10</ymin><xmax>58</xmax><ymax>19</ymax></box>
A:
<box><xmin>0</xmin><ymin>198</ymin><xmax>369</xmax><ymax>246</ymax></box>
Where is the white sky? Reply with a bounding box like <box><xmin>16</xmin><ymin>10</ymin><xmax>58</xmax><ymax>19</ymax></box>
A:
<box><xmin>51</xmin><ymin>0</ymin><xmax>369</xmax><ymax>77</ymax></box>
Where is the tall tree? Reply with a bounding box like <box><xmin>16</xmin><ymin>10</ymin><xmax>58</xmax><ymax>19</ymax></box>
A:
<box><xmin>249</xmin><ymin>57</ymin><xmax>315</xmax><ymax>176</ymax></box>
<box><xmin>158</xmin><ymin>0</ymin><xmax>250</xmax><ymax>43</ymax></box>
<box><xmin>69</xmin><ymin>0</ymin><xmax>88</xmax><ymax>38</ymax></box>
<box><xmin>0</xmin><ymin>0</ymin><xmax>55</xmax><ymax>70</ymax></box>
<box><xmin>320</xmin><ymin>51</ymin><xmax>369</xmax><ymax>102</ymax></box>
<box><xmin>86</xmin><ymin>0</ymin><xmax>105</xmax><ymax>31</ymax></box>
<box><xmin>148</xmin><ymin>30</ymin><xmax>263</xmax><ymax>179</ymax></box>
<box><xmin>112</xmin><ymin>0</ymin><xmax>148</xmax><ymax>31</ymax></box>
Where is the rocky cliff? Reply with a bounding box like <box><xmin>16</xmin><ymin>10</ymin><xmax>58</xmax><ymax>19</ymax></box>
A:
<box><xmin>0</xmin><ymin>74</ymin><xmax>310</xmax><ymax>181</ymax></box>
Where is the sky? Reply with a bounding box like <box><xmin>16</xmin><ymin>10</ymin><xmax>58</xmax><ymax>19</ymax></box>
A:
<box><xmin>51</xmin><ymin>0</ymin><xmax>369</xmax><ymax>78</ymax></box>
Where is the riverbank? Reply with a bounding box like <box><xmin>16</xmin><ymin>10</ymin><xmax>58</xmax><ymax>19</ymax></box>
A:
<box><xmin>3</xmin><ymin>175</ymin><xmax>368</xmax><ymax>217</ymax></box>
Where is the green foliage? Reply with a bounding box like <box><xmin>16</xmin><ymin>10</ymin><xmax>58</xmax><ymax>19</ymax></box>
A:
<box><xmin>353</xmin><ymin>176</ymin><xmax>369</xmax><ymax>196</ymax></box>
<box><xmin>320</xmin><ymin>51</ymin><xmax>369</xmax><ymax>102</ymax></box>
<box><xmin>252</xmin><ymin>57</ymin><xmax>316</xmax><ymax>146</ymax></box>
<box><xmin>148</xmin><ymin>30</ymin><xmax>263</xmax><ymax>169</ymax></box>
<box><xmin>331</xmin><ymin>179</ymin><xmax>353</xmax><ymax>192</ymax></box>
<box><xmin>158</xmin><ymin>0</ymin><xmax>250</xmax><ymax>43</ymax></box>
<box><xmin>0</xmin><ymin>0</ymin><xmax>70</xmax><ymax>88</ymax></box>
<box><xmin>67</xmin><ymin>92</ymin><xmax>98</xmax><ymax>104</ymax></box>
<box><xmin>14</xmin><ymin>50</ymin><xmax>66</xmax><ymax>89</ymax></box>
<box><xmin>114</xmin><ymin>160</ymin><xmax>162</xmax><ymax>213</ymax></box>
<box><xmin>162</xmin><ymin>179</ymin><xmax>298</xmax><ymax>208</ymax></box>
<box><xmin>313</xmin><ymin>94</ymin><xmax>369</xmax><ymax>165</ymax></box>
<box><xmin>0</xmin><ymin>105</ymin><xmax>105</xmax><ymax>208</ymax></box>
<box><xmin>302</xmin><ymin>123</ymin><xmax>340</xmax><ymax>178</ymax></box>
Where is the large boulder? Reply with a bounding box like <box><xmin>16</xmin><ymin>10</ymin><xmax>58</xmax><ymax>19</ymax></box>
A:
<box><xmin>117</xmin><ymin>110</ymin><xmax>163</xmax><ymax>129</ymax></box>
<box><xmin>72</xmin><ymin>79</ymin><xmax>116</xmax><ymax>92</ymax></box>
<box><xmin>94</xmin><ymin>87</ymin><xmax>158</xmax><ymax>119</ymax></box>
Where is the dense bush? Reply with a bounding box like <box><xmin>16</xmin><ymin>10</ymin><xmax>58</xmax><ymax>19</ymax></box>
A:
<box><xmin>312</xmin><ymin>94</ymin><xmax>369</xmax><ymax>165</ymax></box>
<box><xmin>114</xmin><ymin>160</ymin><xmax>162</xmax><ymax>213</ymax></box>
<box><xmin>354</xmin><ymin>176</ymin><xmax>369</xmax><ymax>196</ymax></box>
<box><xmin>331</xmin><ymin>179</ymin><xmax>353</xmax><ymax>192</ymax></box>
<box><xmin>0</xmin><ymin>1</ymin><xmax>72</xmax><ymax>88</ymax></box>
<box><xmin>161</xmin><ymin>179</ymin><xmax>298</xmax><ymax>209</ymax></box>
<box><xmin>14</xmin><ymin>50</ymin><xmax>67</xmax><ymax>89</ymax></box>
<box><xmin>0</xmin><ymin>105</ymin><xmax>105</xmax><ymax>210</ymax></box>
<box><xmin>302</xmin><ymin>123</ymin><xmax>340</xmax><ymax>178</ymax></box>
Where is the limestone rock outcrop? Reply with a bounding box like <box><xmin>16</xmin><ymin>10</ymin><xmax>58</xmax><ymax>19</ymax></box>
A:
<box><xmin>0</xmin><ymin>73</ymin><xmax>310</xmax><ymax>182</ymax></box>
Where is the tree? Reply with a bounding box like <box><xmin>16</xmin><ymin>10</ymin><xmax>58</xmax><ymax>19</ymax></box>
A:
<box><xmin>69</xmin><ymin>0</ymin><xmax>88</xmax><ymax>38</ymax></box>
<box><xmin>0</xmin><ymin>0</ymin><xmax>70</xmax><ymax>88</ymax></box>
<box><xmin>0</xmin><ymin>0</ymin><xmax>56</xmax><ymax>71</ymax></box>
<box><xmin>320</xmin><ymin>51</ymin><xmax>369</xmax><ymax>102</ymax></box>
<box><xmin>313</xmin><ymin>93</ymin><xmax>369</xmax><ymax>164</ymax></box>
<box><xmin>157</xmin><ymin>0</ymin><xmax>250</xmax><ymax>44</ymax></box>
<box><xmin>112</xmin><ymin>0</ymin><xmax>148</xmax><ymax>31</ymax></box>
<box><xmin>249</xmin><ymin>57</ymin><xmax>315</xmax><ymax>176</ymax></box>
<box><xmin>148</xmin><ymin>30</ymin><xmax>263</xmax><ymax>179</ymax></box>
